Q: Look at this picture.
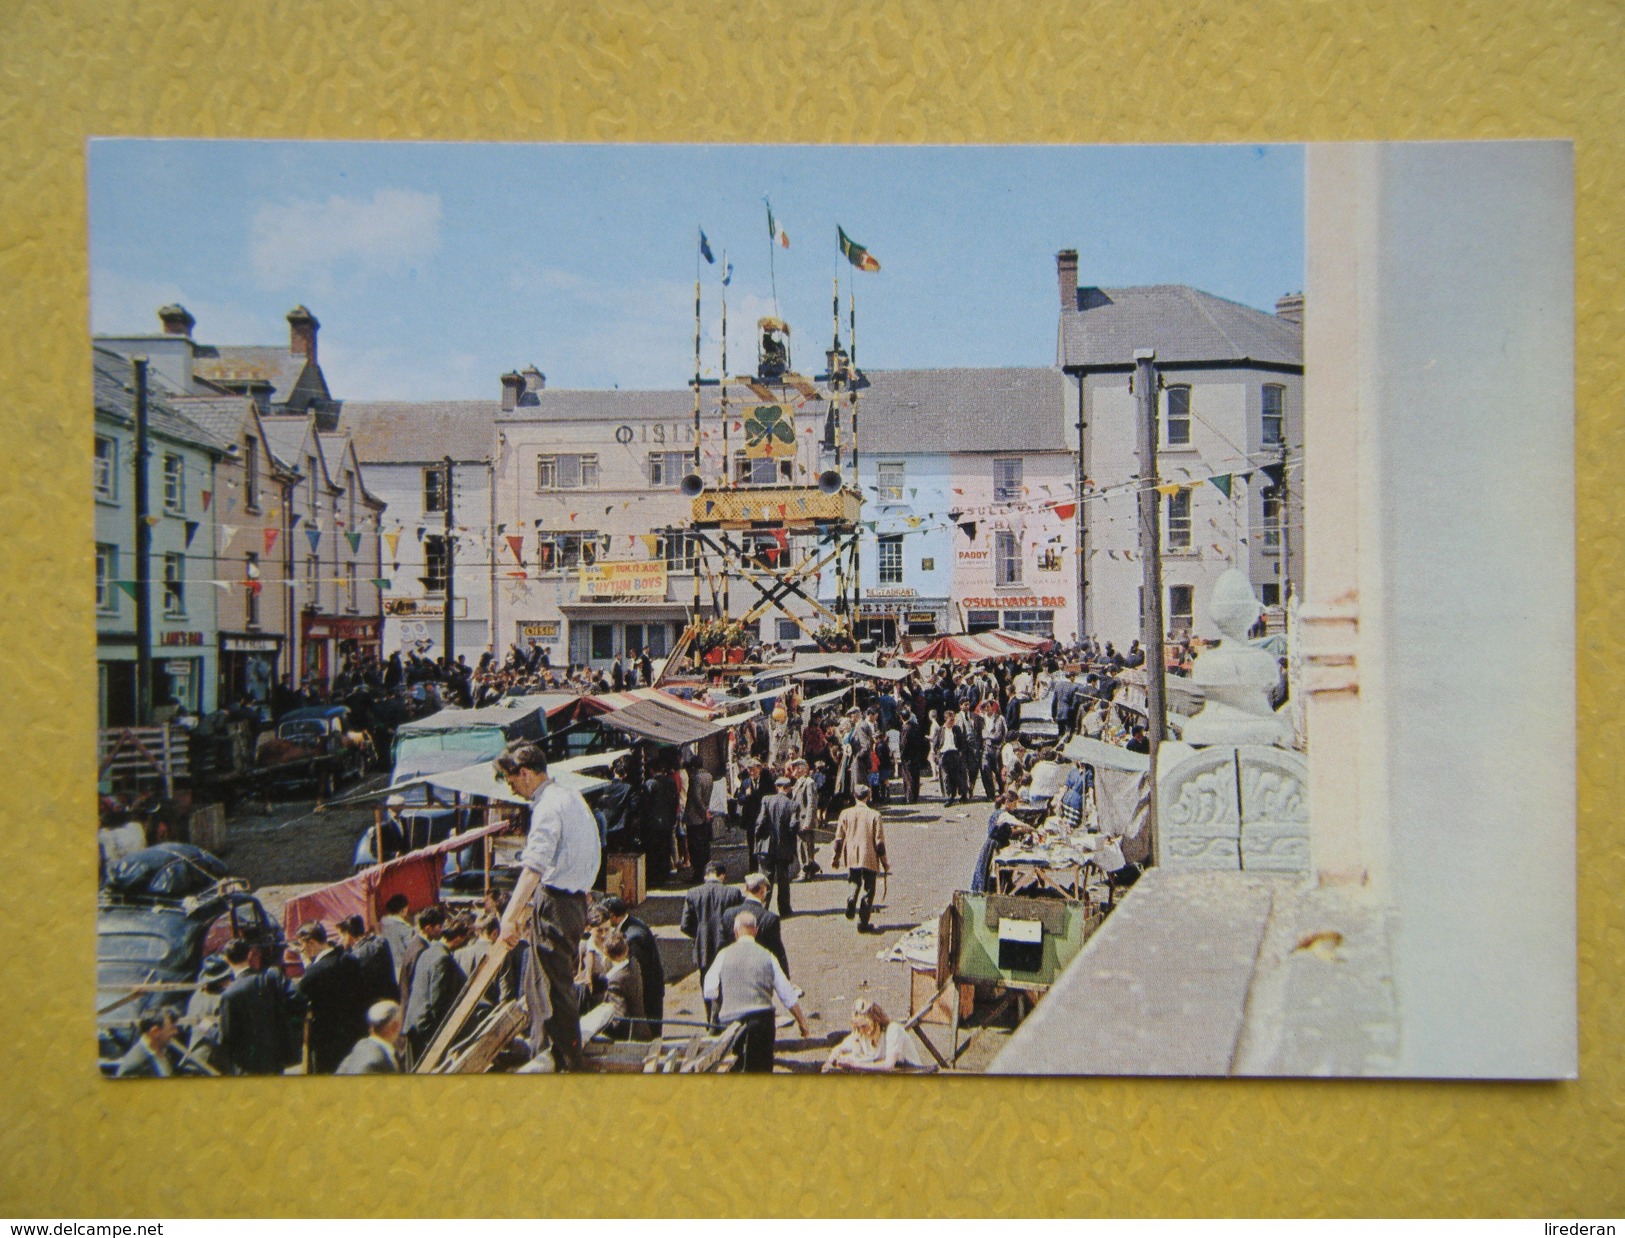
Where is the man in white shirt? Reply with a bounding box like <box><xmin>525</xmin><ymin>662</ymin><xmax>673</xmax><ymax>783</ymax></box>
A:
<box><xmin>702</xmin><ymin>910</ymin><xmax>810</xmax><ymax>1073</ymax></box>
<box><xmin>496</xmin><ymin>740</ymin><xmax>602</xmax><ymax>1072</ymax></box>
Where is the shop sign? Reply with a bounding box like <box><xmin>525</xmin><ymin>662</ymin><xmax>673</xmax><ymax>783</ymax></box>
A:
<box><xmin>519</xmin><ymin>621</ymin><xmax>560</xmax><ymax>641</ymax></box>
<box><xmin>384</xmin><ymin>597</ymin><xmax>466</xmax><ymax>618</ymax></box>
<box><xmin>159</xmin><ymin>631</ymin><xmax>203</xmax><ymax>647</ymax></box>
<box><xmin>222</xmin><ymin>636</ymin><xmax>280</xmax><ymax>653</ymax></box>
<box><xmin>303</xmin><ymin>615</ymin><xmax>381</xmax><ymax>642</ymax></box>
<box><xmin>960</xmin><ymin>595</ymin><xmax>1068</xmax><ymax>610</ymax></box>
<box><xmin>163</xmin><ymin>659</ymin><xmax>192</xmax><ymax>674</ymax></box>
<box><xmin>580</xmin><ymin>561</ymin><xmax>668</xmax><ymax>600</ymax></box>
<box><xmin>906</xmin><ymin>611</ymin><xmax>938</xmax><ymax>624</ymax></box>
<box><xmin>957</xmin><ymin>549</ymin><xmax>990</xmax><ymax>561</ymax></box>
<box><xmin>867</xmin><ymin>586</ymin><xmax>917</xmax><ymax>598</ymax></box>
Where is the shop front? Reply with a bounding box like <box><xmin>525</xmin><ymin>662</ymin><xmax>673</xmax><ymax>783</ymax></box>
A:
<box><xmin>855</xmin><ymin>594</ymin><xmax>949</xmax><ymax>646</ymax></box>
<box><xmin>218</xmin><ymin>633</ymin><xmax>283</xmax><ymax>713</ymax></box>
<box><xmin>300</xmin><ymin>613</ymin><xmax>382</xmax><ymax>687</ymax></box>
<box><xmin>561</xmin><ymin>604</ymin><xmax>689</xmax><ymax>669</ymax></box>
<box><xmin>958</xmin><ymin>594</ymin><xmax>1070</xmax><ymax>639</ymax></box>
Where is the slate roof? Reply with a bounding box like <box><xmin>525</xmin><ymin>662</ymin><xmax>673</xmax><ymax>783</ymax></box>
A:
<box><xmin>495</xmin><ymin>387</ymin><xmax>696</xmax><ymax>424</ymax></box>
<box><xmin>342</xmin><ymin>401</ymin><xmax>500</xmax><ymax>464</ymax></box>
<box><xmin>260</xmin><ymin>417</ymin><xmax>312</xmax><ymax>472</ymax></box>
<box><xmin>193</xmin><ymin>345</ymin><xmax>312</xmax><ymax>404</ymax></box>
<box><xmin>1059</xmin><ymin>285</ymin><xmax>1302</xmax><ymax>370</ymax></box>
<box><xmin>91</xmin><ymin>347</ymin><xmax>231</xmax><ymax>454</ymax></box>
<box><xmin>167</xmin><ymin>395</ymin><xmax>255</xmax><ymax>446</ymax></box>
<box><xmin>858</xmin><ymin>367</ymin><xmax>1069</xmax><ymax>454</ymax></box>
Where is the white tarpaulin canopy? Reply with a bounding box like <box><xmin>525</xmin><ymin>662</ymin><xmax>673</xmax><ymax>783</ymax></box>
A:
<box><xmin>1062</xmin><ymin>734</ymin><xmax>1152</xmax><ymax>773</ymax></box>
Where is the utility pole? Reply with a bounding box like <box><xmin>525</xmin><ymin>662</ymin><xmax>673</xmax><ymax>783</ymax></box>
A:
<box><xmin>442</xmin><ymin>456</ymin><xmax>456</xmax><ymax>668</ymax></box>
<box><xmin>131</xmin><ymin>357</ymin><xmax>153</xmax><ymax>726</ymax></box>
<box><xmin>1276</xmin><ymin>441</ymin><xmax>1292</xmax><ymax>606</ymax></box>
<box><xmin>1134</xmin><ymin>348</ymin><xmax>1167</xmax><ymax>867</ymax></box>
<box><xmin>1073</xmin><ymin>373</ymin><xmax>1087</xmax><ymax>647</ymax></box>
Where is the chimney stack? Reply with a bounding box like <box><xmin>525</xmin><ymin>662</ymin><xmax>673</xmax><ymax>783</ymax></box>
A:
<box><xmin>500</xmin><ymin>371</ymin><xmax>525</xmax><ymax>412</ymax></box>
<box><xmin>1056</xmin><ymin>249</ymin><xmax>1079</xmax><ymax>311</ymax></box>
<box><xmin>1274</xmin><ymin>292</ymin><xmax>1304</xmax><ymax>325</ymax></box>
<box><xmin>157</xmin><ymin>304</ymin><xmax>195</xmax><ymax>337</ymax></box>
<box><xmin>286</xmin><ymin>305</ymin><xmax>320</xmax><ymax>364</ymax></box>
<box><xmin>520</xmin><ymin>365</ymin><xmax>546</xmax><ymax>396</ymax></box>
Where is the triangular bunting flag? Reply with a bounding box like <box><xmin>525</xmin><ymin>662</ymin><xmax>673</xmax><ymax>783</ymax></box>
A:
<box><xmin>200</xmin><ymin>491</ymin><xmax>212</xmax><ymax>511</ymax></box>
<box><xmin>290</xmin><ymin>513</ymin><xmax>302</xmax><ymax>531</ymax></box>
<box><xmin>1155</xmin><ymin>482</ymin><xmax>1182</xmax><ymax>497</ymax></box>
<box><xmin>264</xmin><ymin>528</ymin><xmax>279</xmax><ymax>553</ymax></box>
<box><xmin>371</xmin><ymin>578</ymin><xmax>391</xmax><ymax>590</ymax></box>
<box><xmin>184</xmin><ymin>520</ymin><xmax>199</xmax><ymax>547</ymax></box>
<box><xmin>958</xmin><ymin>521</ymin><xmax>978</xmax><ymax>541</ymax></box>
<box><xmin>1208</xmin><ymin>474</ymin><xmax>1233</xmax><ymax>497</ymax></box>
<box><xmin>219</xmin><ymin>524</ymin><xmax>237</xmax><ymax>551</ymax></box>
<box><xmin>345</xmin><ymin>531</ymin><xmax>362</xmax><ymax>553</ymax></box>
<box><xmin>383</xmin><ymin>531</ymin><xmax>400</xmax><ymax>559</ymax></box>
<box><xmin>415</xmin><ymin>526</ymin><xmax>426</xmax><ymax>541</ymax></box>
<box><xmin>1053</xmin><ymin>503</ymin><xmax>1077</xmax><ymax>520</ymax></box>
<box><xmin>305</xmin><ymin>528</ymin><xmax>321</xmax><ymax>553</ymax></box>
<box><xmin>115</xmin><ymin>579</ymin><xmax>138</xmax><ymax>599</ymax></box>
<box><xmin>506</xmin><ymin>535</ymin><xmax>525</xmax><ymax>563</ymax></box>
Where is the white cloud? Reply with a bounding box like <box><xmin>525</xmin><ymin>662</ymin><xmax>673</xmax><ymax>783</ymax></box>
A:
<box><xmin>250</xmin><ymin>189</ymin><xmax>442</xmax><ymax>292</ymax></box>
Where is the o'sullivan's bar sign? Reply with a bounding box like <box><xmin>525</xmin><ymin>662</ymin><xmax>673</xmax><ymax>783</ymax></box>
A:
<box><xmin>579</xmin><ymin>561</ymin><xmax>669</xmax><ymax>600</ymax></box>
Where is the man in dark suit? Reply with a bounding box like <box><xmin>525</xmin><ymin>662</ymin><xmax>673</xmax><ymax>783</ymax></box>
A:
<box><xmin>755</xmin><ymin>775</ymin><xmax>802</xmax><ymax>916</ymax></box>
<box><xmin>680</xmin><ymin>861</ymin><xmax>743</xmax><ymax>1029</ymax></box>
<box><xmin>113</xmin><ymin>1010</ymin><xmax>180</xmax><ymax>1078</ymax></box>
<box><xmin>336</xmin><ymin>1000</ymin><xmax>403</xmax><ymax>1074</ymax></box>
<box><xmin>336</xmin><ymin>915</ymin><xmax>399</xmax><ymax>1006</ymax></box>
<box><xmin>596</xmin><ymin>930</ymin><xmax>648</xmax><ymax>1041</ymax></box>
<box><xmin>217</xmin><ymin>937</ymin><xmax>304</xmax><ymax>1076</ymax></box>
<box><xmin>640</xmin><ymin>753</ymin><xmax>682</xmax><ymax>887</ymax></box>
<box><xmin>601</xmin><ymin>895</ymin><xmax>664</xmax><ymax>1037</ymax></box>
<box><xmin>723</xmin><ymin>873</ymin><xmax>790</xmax><ymax>976</ymax></box>
<box><xmin>596</xmin><ymin>757</ymin><xmax>642</xmax><ymax>854</ymax></box>
<box><xmin>294</xmin><ymin>921</ymin><xmax>369</xmax><ymax>1074</ymax></box>
<box><xmin>399</xmin><ymin>906</ymin><xmax>466</xmax><ymax>1066</ymax></box>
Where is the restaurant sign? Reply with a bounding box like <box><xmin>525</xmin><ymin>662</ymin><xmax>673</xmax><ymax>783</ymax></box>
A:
<box><xmin>580</xmin><ymin>561</ymin><xmax>668</xmax><ymax>600</ymax></box>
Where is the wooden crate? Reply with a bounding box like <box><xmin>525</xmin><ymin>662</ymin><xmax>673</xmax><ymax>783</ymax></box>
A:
<box><xmin>604</xmin><ymin>852</ymin><xmax>645</xmax><ymax>907</ymax></box>
<box><xmin>909</xmin><ymin>964</ymin><xmax>974</xmax><ymax>1026</ymax></box>
<box><xmin>188</xmin><ymin>803</ymin><xmax>227</xmax><ymax>856</ymax></box>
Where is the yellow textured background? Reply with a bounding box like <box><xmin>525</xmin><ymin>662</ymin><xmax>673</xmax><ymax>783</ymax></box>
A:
<box><xmin>1</xmin><ymin>0</ymin><xmax>1619</xmax><ymax>1217</ymax></box>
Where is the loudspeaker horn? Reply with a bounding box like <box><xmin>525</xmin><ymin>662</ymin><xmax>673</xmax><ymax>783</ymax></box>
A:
<box><xmin>678</xmin><ymin>474</ymin><xmax>706</xmax><ymax>498</ymax></box>
<box><xmin>816</xmin><ymin>470</ymin><xmax>843</xmax><ymax>495</ymax></box>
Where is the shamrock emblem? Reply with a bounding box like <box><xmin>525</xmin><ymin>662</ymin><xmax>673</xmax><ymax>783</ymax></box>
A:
<box><xmin>744</xmin><ymin>403</ymin><xmax>796</xmax><ymax>457</ymax></box>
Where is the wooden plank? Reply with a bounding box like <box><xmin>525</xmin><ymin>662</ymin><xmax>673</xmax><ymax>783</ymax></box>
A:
<box><xmin>413</xmin><ymin>940</ymin><xmax>511</xmax><ymax>1073</ymax></box>
<box><xmin>438</xmin><ymin>1001</ymin><xmax>527</xmax><ymax>1074</ymax></box>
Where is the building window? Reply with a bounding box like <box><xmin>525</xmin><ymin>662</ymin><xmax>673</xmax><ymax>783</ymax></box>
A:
<box><xmin>1168</xmin><ymin>585</ymin><xmax>1195</xmax><ymax>635</ymax></box>
<box><xmin>658</xmin><ymin>531</ymin><xmax>700</xmax><ymax>572</ymax></box>
<box><xmin>777</xmin><ymin>618</ymin><xmax>802</xmax><ymax>643</ymax></box>
<box><xmin>1261</xmin><ymin>486</ymin><xmax>1283</xmax><ymax>548</ymax></box>
<box><xmin>591</xmin><ymin>623</ymin><xmax>615</xmax><ymax>661</ymax></box>
<box><xmin>244</xmin><ymin>436</ymin><xmax>259</xmax><ymax>509</ymax></box>
<box><xmin>94</xmin><ymin>436</ymin><xmax>117</xmax><ymax>500</ymax></box>
<box><xmin>306</xmin><ymin>456</ymin><xmax>319</xmax><ymax>516</ymax></box>
<box><xmin>423</xmin><ymin>534</ymin><xmax>448</xmax><ymax>592</ymax></box>
<box><xmin>96</xmin><ymin>543</ymin><xmax>117</xmax><ymax>612</ymax></box>
<box><xmin>877</xmin><ymin>461</ymin><xmax>905</xmax><ymax>502</ymax></box>
<box><xmin>305</xmin><ymin>553</ymin><xmax>320</xmax><ymax>608</ymax></box>
<box><xmin>1002</xmin><ymin>609</ymin><xmax>1055</xmax><ymax>637</ymax></box>
<box><xmin>1260</xmin><ymin>583</ymin><xmax>1281</xmax><ymax>607</ymax></box>
<box><xmin>162</xmin><ymin>552</ymin><xmax>185</xmax><ymax>617</ymax></box>
<box><xmin>877</xmin><ymin>535</ymin><xmax>904</xmax><ymax>585</ymax></box>
<box><xmin>648</xmin><ymin>451</ymin><xmax>690</xmax><ymax>487</ymax></box>
<box><xmin>993</xmin><ymin>458</ymin><xmax>1023</xmax><ymax>503</ymax></box>
<box><xmin>1165</xmin><ymin>385</ymin><xmax>1192</xmax><ymax>447</ymax></box>
<box><xmin>537</xmin><ymin>454</ymin><xmax>598</xmax><ymax>490</ymax></box>
<box><xmin>345</xmin><ymin>470</ymin><xmax>356</xmax><ymax>529</ymax></box>
<box><xmin>1167</xmin><ymin>489</ymin><xmax>1192</xmax><ymax>550</ymax></box>
<box><xmin>966</xmin><ymin>609</ymin><xmax>999</xmax><ymax>634</ymax></box>
<box><xmin>994</xmin><ymin>529</ymin><xmax>1022</xmax><ymax>586</ymax></box>
<box><xmin>345</xmin><ymin>562</ymin><xmax>358</xmax><ymax>612</ymax></box>
<box><xmin>536</xmin><ymin>530</ymin><xmax>598</xmax><ymax>571</ymax></box>
<box><xmin>1262</xmin><ymin>385</ymin><xmax>1285</xmax><ymax>447</ymax></box>
<box><xmin>245</xmin><ymin>552</ymin><xmax>260</xmax><ymax>627</ymax></box>
<box><xmin>162</xmin><ymin>454</ymin><xmax>185</xmax><ymax>513</ymax></box>
<box><xmin>732</xmin><ymin>452</ymin><xmax>787</xmax><ymax>486</ymax></box>
<box><xmin>424</xmin><ymin>466</ymin><xmax>446</xmax><ymax>513</ymax></box>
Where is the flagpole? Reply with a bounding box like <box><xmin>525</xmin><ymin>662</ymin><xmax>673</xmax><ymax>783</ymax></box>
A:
<box><xmin>720</xmin><ymin>250</ymin><xmax>729</xmax><ymax>486</ymax></box>
<box><xmin>693</xmin><ymin>229</ymin><xmax>703</xmax><ymax>477</ymax></box>
<box><xmin>765</xmin><ymin>198</ymin><xmax>779</xmax><ymax>316</ymax></box>
<box><xmin>849</xmin><ymin>275</ymin><xmax>861</xmax><ymax>636</ymax></box>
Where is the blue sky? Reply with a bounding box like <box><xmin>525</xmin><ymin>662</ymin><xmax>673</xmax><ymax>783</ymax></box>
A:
<box><xmin>88</xmin><ymin>141</ymin><xmax>1303</xmax><ymax>400</ymax></box>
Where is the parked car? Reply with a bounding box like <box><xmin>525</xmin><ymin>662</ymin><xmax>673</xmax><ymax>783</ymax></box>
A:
<box><xmin>96</xmin><ymin>843</ymin><xmax>285</xmax><ymax>1074</ymax></box>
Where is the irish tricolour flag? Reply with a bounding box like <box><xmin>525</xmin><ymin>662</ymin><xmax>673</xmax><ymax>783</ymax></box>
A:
<box><xmin>766</xmin><ymin>200</ymin><xmax>790</xmax><ymax>249</ymax></box>
<box><xmin>838</xmin><ymin>225</ymin><xmax>881</xmax><ymax>272</ymax></box>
